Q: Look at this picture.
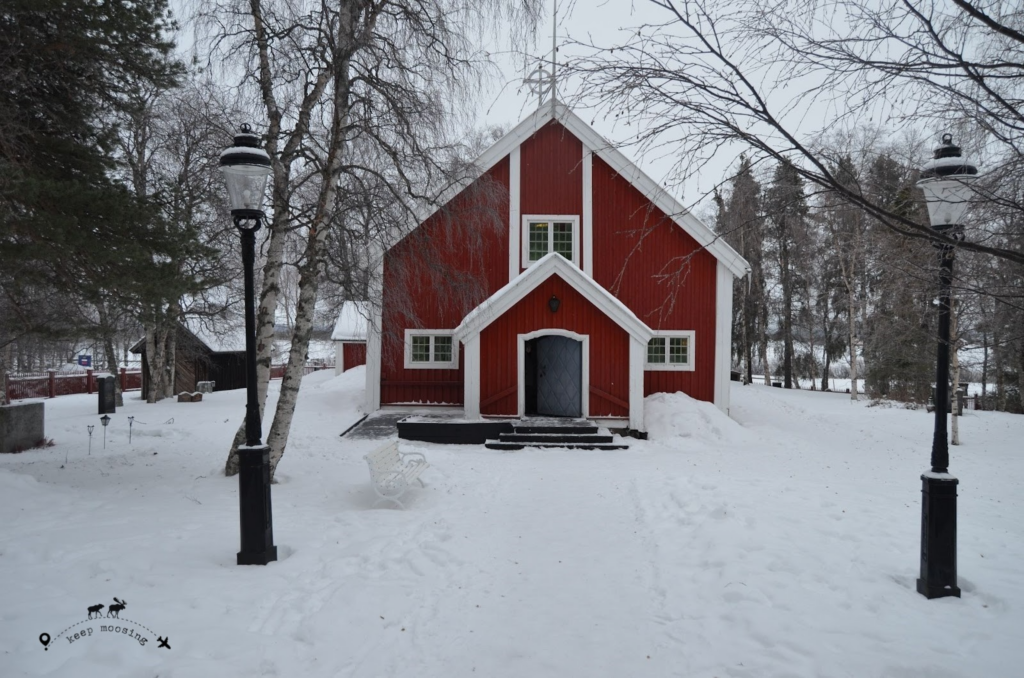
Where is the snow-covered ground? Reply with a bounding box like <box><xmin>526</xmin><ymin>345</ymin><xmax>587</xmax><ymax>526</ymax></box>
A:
<box><xmin>2</xmin><ymin>370</ymin><xmax>1022</xmax><ymax>677</ymax></box>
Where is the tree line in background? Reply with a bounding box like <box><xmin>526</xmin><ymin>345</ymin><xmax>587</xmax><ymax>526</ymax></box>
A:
<box><xmin>715</xmin><ymin>137</ymin><xmax>1023</xmax><ymax>412</ymax></box>
<box><xmin>568</xmin><ymin>0</ymin><xmax>1024</xmax><ymax>412</ymax></box>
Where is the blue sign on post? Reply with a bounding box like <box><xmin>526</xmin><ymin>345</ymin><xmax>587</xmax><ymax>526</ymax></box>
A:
<box><xmin>77</xmin><ymin>355</ymin><xmax>92</xmax><ymax>368</ymax></box>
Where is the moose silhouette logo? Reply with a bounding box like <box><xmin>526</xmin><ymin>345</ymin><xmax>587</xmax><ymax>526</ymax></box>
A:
<box><xmin>39</xmin><ymin>597</ymin><xmax>170</xmax><ymax>654</ymax></box>
<box><xmin>106</xmin><ymin>598</ymin><xmax>126</xmax><ymax>618</ymax></box>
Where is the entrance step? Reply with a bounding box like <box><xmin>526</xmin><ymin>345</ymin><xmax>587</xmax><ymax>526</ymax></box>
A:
<box><xmin>497</xmin><ymin>433</ymin><xmax>614</xmax><ymax>444</ymax></box>
<box><xmin>484</xmin><ymin>420</ymin><xmax>628</xmax><ymax>451</ymax></box>
<box><xmin>485</xmin><ymin>441</ymin><xmax>630</xmax><ymax>451</ymax></box>
<box><xmin>512</xmin><ymin>425</ymin><xmax>599</xmax><ymax>435</ymax></box>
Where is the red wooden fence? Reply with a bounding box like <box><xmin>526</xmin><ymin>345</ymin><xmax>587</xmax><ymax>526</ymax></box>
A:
<box><xmin>4</xmin><ymin>368</ymin><xmax>143</xmax><ymax>402</ymax></box>
<box><xmin>4</xmin><ymin>363</ymin><xmax>332</xmax><ymax>402</ymax></box>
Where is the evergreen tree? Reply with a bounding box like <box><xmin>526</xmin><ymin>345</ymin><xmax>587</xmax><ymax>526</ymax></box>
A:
<box><xmin>718</xmin><ymin>156</ymin><xmax>766</xmax><ymax>384</ymax></box>
<box><xmin>861</xmin><ymin>153</ymin><xmax>934</xmax><ymax>401</ymax></box>
<box><xmin>0</xmin><ymin>0</ymin><xmax>183</xmax><ymax>346</ymax></box>
<box><xmin>764</xmin><ymin>160</ymin><xmax>810</xmax><ymax>388</ymax></box>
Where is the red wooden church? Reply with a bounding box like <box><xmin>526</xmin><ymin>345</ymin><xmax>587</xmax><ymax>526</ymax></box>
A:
<box><xmin>365</xmin><ymin>102</ymin><xmax>749</xmax><ymax>434</ymax></box>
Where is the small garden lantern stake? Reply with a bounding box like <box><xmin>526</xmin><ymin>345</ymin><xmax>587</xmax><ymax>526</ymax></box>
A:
<box><xmin>128</xmin><ymin>416</ymin><xmax>134</xmax><ymax>444</ymax></box>
<box><xmin>915</xmin><ymin>134</ymin><xmax>978</xmax><ymax>599</ymax></box>
<box><xmin>100</xmin><ymin>415</ymin><xmax>110</xmax><ymax>449</ymax></box>
<box><xmin>220</xmin><ymin>123</ymin><xmax>277</xmax><ymax>566</ymax></box>
<box><xmin>87</xmin><ymin>425</ymin><xmax>94</xmax><ymax>456</ymax></box>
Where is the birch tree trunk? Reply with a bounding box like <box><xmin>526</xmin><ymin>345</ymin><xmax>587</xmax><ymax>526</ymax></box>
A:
<box><xmin>761</xmin><ymin>324</ymin><xmax>771</xmax><ymax>387</ymax></box>
<box><xmin>224</xmin><ymin>230</ymin><xmax>287</xmax><ymax>475</ymax></box>
<box><xmin>222</xmin><ymin>0</ymin><xmax>335</xmax><ymax>477</ymax></box>
<box><xmin>995</xmin><ymin>328</ymin><xmax>1006</xmax><ymax>411</ymax></box>
<box><xmin>144</xmin><ymin>328</ymin><xmax>164</xmax><ymax>403</ymax></box>
<box><xmin>266</xmin><ymin>4</ymin><xmax>357</xmax><ymax>480</ymax></box>
<box><xmin>848</xmin><ymin>291</ymin><xmax>859</xmax><ymax>400</ymax></box>
<box><xmin>164</xmin><ymin>323</ymin><xmax>177</xmax><ymax>400</ymax></box>
<box><xmin>981</xmin><ymin>331</ymin><xmax>988</xmax><ymax>410</ymax></box>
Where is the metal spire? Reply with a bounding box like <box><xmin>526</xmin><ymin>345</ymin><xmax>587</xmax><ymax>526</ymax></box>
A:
<box><xmin>523</xmin><ymin>1</ymin><xmax>558</xmax><ymax>110</ymax></box>
<box><xmin>550</xmin><ymin>0</ymin><xmax>557</xmax><ymax>112</ymax></box>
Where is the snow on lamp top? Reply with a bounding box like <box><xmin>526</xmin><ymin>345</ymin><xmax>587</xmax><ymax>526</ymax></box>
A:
<box><xmin>917</xmin><ymin>134</ymin><xmax>979</xmax><ymax>230</ymax></box>
<box><xmin>219</xmin><ymin>124</ymin><xmax>272</xmax><ymax>215</ymax></box>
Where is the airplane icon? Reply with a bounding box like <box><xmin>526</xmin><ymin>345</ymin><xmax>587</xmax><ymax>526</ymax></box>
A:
<box><xmin>157</xmin><ymin>636</ymin><xmax>170</xmax><ymax>649</ymax></box>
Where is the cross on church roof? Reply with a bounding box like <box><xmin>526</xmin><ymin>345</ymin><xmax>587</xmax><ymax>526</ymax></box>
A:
<box><xmin>522</xmin><ymin>0</ymin><xmax>559</xmax><ymax>111</ymax></box>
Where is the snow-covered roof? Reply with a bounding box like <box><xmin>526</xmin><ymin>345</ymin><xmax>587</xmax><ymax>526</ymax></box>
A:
<box><xmin>454</xmin><ymin>252</ymin><xmax>653</xmax><ymax>343</ymax></box>
<box><xmin>129</xmin><ymin>314</ymin><xmax>247</xmax><ymax>356</ymax></box>
<box><xmin>331</xmin><ymin>301</ymin><xmax>369</xmax><ymax>342</ymax></box>
<box><xmin>184</xmin><ymin>315</ymin><xmax>247</xmax><ymax>353</ymax></box>
<box><xmin>413</xmin><ymin>99</ymin><xmax>750</xmax><ymax>279</ymax></box>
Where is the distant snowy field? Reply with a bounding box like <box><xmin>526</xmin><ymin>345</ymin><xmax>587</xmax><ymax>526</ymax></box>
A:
<box><xmin>1</xmin><ymin>370</ymin><xmax>1022</xmax><ymax>677</ymax></box>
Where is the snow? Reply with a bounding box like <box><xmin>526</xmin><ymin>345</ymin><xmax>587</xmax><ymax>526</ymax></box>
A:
<box><xmin>2</xmin><ymin>373</ymin><xmax>1023</xmax><ymax>676</ymax></box>
<box><xmin>922</xmin><ymin>470</ymin><xmax>958</xmax><ymax>480</ymax></box>
<box><xmin>330</xmin><ymin>301</ymin><xmax>369</xmax><ymax>342</ymax></box>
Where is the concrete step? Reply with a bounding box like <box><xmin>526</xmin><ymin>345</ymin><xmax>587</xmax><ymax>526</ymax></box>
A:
<box><xmin>512</xmin><ymin>425</ymin><xmax>600</xmax><ymax>435</ymax></box>
<box><xmin>484</xmin><ymin>441</ymin><xmax>630</xmax><ymax>451</ymax></box>
<box><xmin>499</xmin><ymin>433</ymin><xmax>614</xmax><ymax>444</ymax></box>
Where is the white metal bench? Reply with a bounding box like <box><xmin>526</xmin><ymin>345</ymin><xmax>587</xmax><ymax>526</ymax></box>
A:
<box><xmin>364</xmin><ymin>442</ymin><xmax>428</xmax><ymax>509</ymax></box>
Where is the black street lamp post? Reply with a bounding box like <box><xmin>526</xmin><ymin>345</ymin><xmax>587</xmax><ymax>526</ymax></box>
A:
<box><xmin>220</xmin><ymin>124</ymin><xmax>277</xmax><ymax>566</ymax></box>
<box><xmin>915</xmin><ymin>134</ymin><xmax>978</xmax><ymax>599</ymax></box>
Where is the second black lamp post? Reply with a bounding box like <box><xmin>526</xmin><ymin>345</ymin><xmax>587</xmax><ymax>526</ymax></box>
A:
<box><xmin>220</xmin><ymin>124</ymin><xmax>277</xmax><ymax>566</ymax></box>
<box><xmin>915</xmin><ymin>134</ymin><xmax>978</xmax><ymax>599</ymax></box>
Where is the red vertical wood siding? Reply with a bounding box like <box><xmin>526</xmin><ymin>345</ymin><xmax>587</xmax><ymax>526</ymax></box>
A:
<box><xmin>479</xmin><ymin>274</ymin><xmax>629</xmax><ymax>417</ymax></box>
<box><xmin>380</xmin><ymin>119</ymin><xmax>721</xmax><ymax>410</ymax></box>
<box><xmin>519</xmin><ymin>121</ymin><xmax>584</xmax><ymax>274</ymax></box>
<box><xmin>381</xmin><ymin>159</ymin><xmax>510</xmax><ymax>405</ymax></box>
<box><xmin>342</xmin><ymin>343</ymin><xmax>366</xmax><ymax>372</ymax></box>
<box><xmin>591</xmin><ymin>156</ymin><xmax>718</xmax><ymax>402</ymax></box>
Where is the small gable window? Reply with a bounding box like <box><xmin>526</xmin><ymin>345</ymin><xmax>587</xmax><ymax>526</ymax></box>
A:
<box><xmin>645</xmin><ymin>332</ymin><xmax>695</xmax><ymax>371</ymax></box>
<box><xmin>405</xmin><ymin>330</ymin><xmax>458</xmax><ymax>369</ymax></box>
<box><xmin>522</xmin><ymin>215</ymin><xmax>579</xmax><ymax>267</ymax></box>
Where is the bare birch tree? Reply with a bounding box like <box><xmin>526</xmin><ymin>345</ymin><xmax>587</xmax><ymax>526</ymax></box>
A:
<box><xmin>199</xmin><ymin>0</ymin><xmax>541</xmax><ymax>477</ymax></box>
<box><xmin>566</xmin><ymin>0</ymin><xmax>1024</xmax><ymax>268</ymax></box>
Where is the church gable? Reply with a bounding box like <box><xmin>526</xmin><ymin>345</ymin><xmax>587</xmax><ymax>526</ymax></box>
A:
<box><xmin>369</xmin><ymin>102</ymin><xmax>747</xmax><ymax>416</ymax></box>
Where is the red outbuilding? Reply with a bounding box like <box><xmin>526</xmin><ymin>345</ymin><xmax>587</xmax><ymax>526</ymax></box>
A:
<box><xmin>365</xmin><ymin>102</ymin><xmax>749</xmax><ymax>434</ymax></box>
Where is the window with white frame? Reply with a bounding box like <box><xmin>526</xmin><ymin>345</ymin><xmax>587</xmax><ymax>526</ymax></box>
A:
<box><xmin>404</xmin><ymin>330</ymin><xmax>458</xmax><ymax>369</ymax></box>
<box><xmin>645</xmin><ymin>332</ymin><xmax>695</xmax><ymax>370</ymax></box>
<box><xmin>521</xmin><ymin>215</ymin><xmax>579</xmax><ymax>267</ymax></box>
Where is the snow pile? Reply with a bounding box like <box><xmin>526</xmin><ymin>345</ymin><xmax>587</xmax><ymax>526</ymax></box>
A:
<box><xmin>645</xmin><ymin>390</ymin><xmax>752</xmax><ymax>446</ymax></box>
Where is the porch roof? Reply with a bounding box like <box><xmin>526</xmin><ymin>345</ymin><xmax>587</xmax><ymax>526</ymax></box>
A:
<box><xmin>453</xmin><ymin>253</ymin><xmax>653</xmax><ymax>344</ymax></box>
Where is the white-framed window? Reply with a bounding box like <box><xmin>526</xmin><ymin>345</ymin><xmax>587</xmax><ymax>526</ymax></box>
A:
<box><xmin>521</xmin><ymin>215</ymin><xmax>580</xmax><ymax>268</ymax></box>
<box><xmin>404</xmin><ymin>330</ymin><xmax>459</xmax><ymax>369</ymax></box>
<box><xmin>644</xmin><ymin>331</ymin><xmax>695</xmax><ymax>371</ymax></box>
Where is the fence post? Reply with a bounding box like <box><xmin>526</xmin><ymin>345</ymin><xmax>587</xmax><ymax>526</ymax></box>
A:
<box><xmin>120</xmin><ymin>367</ymin><xmax>127</xmax><ymax>392</ymax></box>
<box><xmin>48</xmin><ymin>370</ymin><xmax>56</xmax><ymax>398</ymax></box>
<box><xmin>87</xmin><ymin>369</ymin><xmax>94</xmax><ymax>394</ymax></box>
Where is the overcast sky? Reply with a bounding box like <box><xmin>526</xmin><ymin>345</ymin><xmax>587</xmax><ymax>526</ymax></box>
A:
<box><xmin>172</xmin><ymin>0</ymin><xmax>798</xmax><ymax>219</ymax></box>
<box><xmin>478</xmin><ymin>0</ymin><xmax>747</xmax><ymax>219</ymax></box>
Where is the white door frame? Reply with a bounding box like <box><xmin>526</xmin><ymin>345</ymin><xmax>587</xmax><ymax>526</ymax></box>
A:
<box><xmin>518</xmin><ymin>329</ymin><xmax>590</xmax><ymax>419</ymax></box>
